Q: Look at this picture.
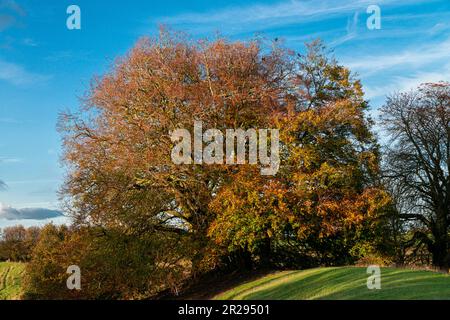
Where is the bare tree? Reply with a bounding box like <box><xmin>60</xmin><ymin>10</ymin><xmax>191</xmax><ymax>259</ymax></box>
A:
<box><xmin>381</xmin><ymin>82</ymin><xmax>450</xmax><ymax>271</ymax></box>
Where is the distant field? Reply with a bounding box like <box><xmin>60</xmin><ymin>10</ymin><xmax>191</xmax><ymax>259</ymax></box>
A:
<box><xmin>0</xmin><ymin>262</ymin><xmax>26</xmax><ymax>300</ymax></box>
<box><xmin>215</xmin><ymin>267</ymin><xmax>450</xmax><ymax>300</ymax></box>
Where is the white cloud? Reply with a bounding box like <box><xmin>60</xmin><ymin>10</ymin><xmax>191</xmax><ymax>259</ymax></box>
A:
<box><xmin>0</xmin><ymin>216</ymin><xmax>69</xmax><ymax>229</ymax></box>
<box><xmin>0</xmin><ymin>202</ymin><xmax>65</xmax><ymax>220</ymax></box>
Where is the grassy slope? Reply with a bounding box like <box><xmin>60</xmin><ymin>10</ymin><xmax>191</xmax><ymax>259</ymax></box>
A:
<box><xmin>0</xmin><ymin>262</ymin><xmax>26</xmax><ymax>300</ymax></box>
<box><xmin>215</xmin><ymin>267</ymin><xmax>450</xmax><ymax>300</ymax></box>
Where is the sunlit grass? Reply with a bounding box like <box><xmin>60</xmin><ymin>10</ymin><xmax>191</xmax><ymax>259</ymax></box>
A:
<box><xmin>0</xmin><ymin>262</ymin><xmax>26</xmax><ymax>300</ymax></box>
<box><xmin>215</xmin><ymin>267</ymin><xmax>450</xmax><ymax>300</ymax></box>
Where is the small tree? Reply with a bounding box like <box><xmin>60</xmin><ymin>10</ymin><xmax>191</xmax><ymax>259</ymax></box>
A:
<box><xmin>381</xmin><ymin>82</ymin><xmax>450</xmax><ymax>271</ymax></box>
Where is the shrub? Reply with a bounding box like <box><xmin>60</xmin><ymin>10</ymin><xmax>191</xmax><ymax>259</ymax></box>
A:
<box><xmin>23</xmin><ymin>224</ymin><xmax>192</xmax><ymax>299</ymax></box>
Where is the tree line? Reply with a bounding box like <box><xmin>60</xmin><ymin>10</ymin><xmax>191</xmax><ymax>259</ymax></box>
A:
<box><xmin>0</xmin><ymin>226</ymin><xmax>41</xmax><ymax>262</ymax></box>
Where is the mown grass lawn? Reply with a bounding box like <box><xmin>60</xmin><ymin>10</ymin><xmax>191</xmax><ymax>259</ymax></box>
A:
<box><xmin>0</xmin><ymin>262</ymin><xmax>26</xmax><ymax>300</ymax></box>
<box><xmin>215</xmin><ymin>267</ymin><xmax>450</xmax><ymax>300</ymax></box>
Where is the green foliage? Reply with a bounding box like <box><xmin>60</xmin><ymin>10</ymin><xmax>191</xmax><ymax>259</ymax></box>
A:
<box><xmin>23</xmin><ymin>224</ymin><xmax>192</xmax><ymax>299</ymax></box>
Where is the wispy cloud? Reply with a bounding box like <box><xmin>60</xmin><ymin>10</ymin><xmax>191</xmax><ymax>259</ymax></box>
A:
<box><xmin>0</xmin><ymin>156</ymin><xmax>22</xmax><ymax>163</ymax></box>
<box><xmin>0</xmin><ymin>58</ymin><xmax>50</xmax><ymax>85</ymax></box>
<box><xmin>155</xmin><ymin>0</ymin><xmax>434</xmax><ymax>35</ymax></box>
<box><xmin>44</xmin><ymin>50</ymin><xmax>75</xmax><ymax>62</ymax></box>
<box><xmin>364</xmin><ymin>65</ymin><xmax>450</xmax><ymax>100</ymax></box>
<box><xmin>0</xmin><ymin>0</ymin><xmax>26</xmax><ymax>17</ymax></box>
<box><xmin>6</xmin><ymin>178</ymin><xmax>60</xmax><ymax>185</ymax></box>
<box><xmin>0</xmin><ymin>117</ymin><xmax>20</xmax><ymax>124</ymax></box>
<box><xmin>22</xmin><ymin>38</ymin><xmax>37</xmax><ymax>47</ymax></box>
<box><xmin>329</xmin><ymin>11</ymin><xmax>359</xmax><ymax>47</ymax></box>
<box><xmin>279</xmin><ymin>9</ymin><xmax>450</xmax><ymax>50</ymax></box>
<box><xmin>345</xmin><ymin>37</ymin><xmax>450</xmax><ymax>75</ymax></box>
<box><xmin>0</xmin><ymin>14</ymin><xmax>15</xmax><ymax>31</ymax></box>
<box><xmin>341</xmin><ymin>33</ymin><xmax>450</xmax><ymax>101</ymax></box>
<box><xmin>0</xmin><ymin>0</ymin><xmax>25</xmax><ymax>31</ymax></box>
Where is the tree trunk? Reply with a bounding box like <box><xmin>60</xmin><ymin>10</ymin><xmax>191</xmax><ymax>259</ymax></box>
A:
<box><xmin>430</xmin><ymin>238</ymin><xmax>449</xmax><ymax>273</ymax></box>
<box><xmin>431</xmin><ymin>208</ymin><xmax>449</xmax><ymax>273</ymax></box>
<box><xmin>258</xmin><ymin>237</ymin><xmax>272</xmax><ymax>268</ymax></box>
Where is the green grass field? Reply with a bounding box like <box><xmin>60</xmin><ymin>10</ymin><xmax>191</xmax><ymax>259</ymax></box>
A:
<box><xmin>0</xmin><ymin>262</ymin><xmax>26</xmax><ymax>300</ymax></box>
<box><xmin>215</xmin><ymin>267</ymin><xmax>450</xmax><ymax>300</ymax></box>
<box><xmin>1</xmin><ymin>264</ymin><xmax>450</xmax><ymax>300</ymax></box>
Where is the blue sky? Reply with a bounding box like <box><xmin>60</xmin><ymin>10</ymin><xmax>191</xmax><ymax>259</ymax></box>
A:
<box><xmin>0</xmin><ymin>0</ymin><xmax>449</xmax><ymax>228</ymax></box>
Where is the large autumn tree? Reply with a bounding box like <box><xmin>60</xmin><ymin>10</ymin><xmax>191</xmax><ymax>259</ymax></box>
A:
<box><xmin>59</xmin><ymin>29</ymin><xmax>287</xmax><ymax>275</ymax></box>
<box><xmin>56</xmin><ymin>30</ymin><xmax>388</xmax><ymax>297</ymax></box>
<box><xmin>381</xmin><ymin>82</ymin><xmax>450</xmax><ymax>271</ymax></box>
